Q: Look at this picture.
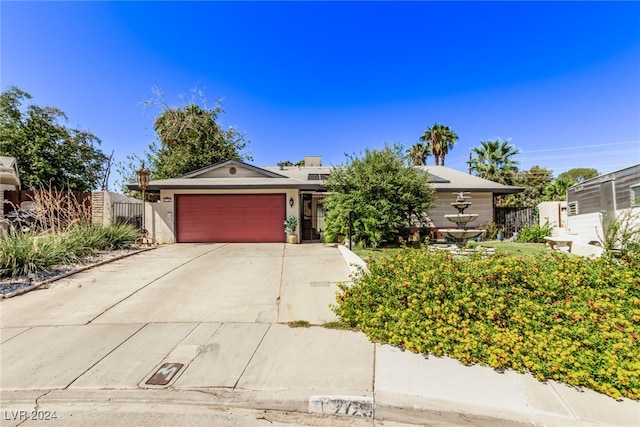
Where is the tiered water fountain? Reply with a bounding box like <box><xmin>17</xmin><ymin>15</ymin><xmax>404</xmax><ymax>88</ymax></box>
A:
<box><xmin>439</xmin><ymin>192</ymin><xmax>486</xmax><ymax>248</ymax></box>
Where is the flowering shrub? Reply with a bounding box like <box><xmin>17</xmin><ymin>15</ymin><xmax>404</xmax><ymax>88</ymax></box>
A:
<box><xmin>333</xmin><ymin>248</ymin><xmax>640</xmax><ymax>399</ymax></box>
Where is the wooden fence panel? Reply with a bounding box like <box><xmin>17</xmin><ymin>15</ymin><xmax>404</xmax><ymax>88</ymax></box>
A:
<box><xmin>3</xmin><ymin>190</ymin><xmax>91</xmax><ymax>215</ymax></box>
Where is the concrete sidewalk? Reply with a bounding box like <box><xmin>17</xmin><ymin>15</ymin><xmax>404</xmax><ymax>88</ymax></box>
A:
<box><xmin>1</xmin><ymin>244</ymin><xmax>638</xmax><ymax>426</ymax></box>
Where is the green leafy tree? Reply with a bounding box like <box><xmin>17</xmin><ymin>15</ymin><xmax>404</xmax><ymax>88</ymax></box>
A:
<box><xmin>467</xmin><ymin>139</ymin><xmax>520</xmax><ymax>185</ymax></box>
<box><xmin>118</xmin><ymin>87</ymin><xmax>251</xmax><ymax>189</ymax></box>
<box><xmin>420</xmin><ymin>123</ymin><xmax>458</xmax><ymax>166</ymax></box>
<box><xmin>557</xmin><ymin>167</ymin><xmax>599</xmax><ymax>183</ymax></box>
<box><xmin>406</xmin><ymin>142</ymin><xmax>430</xmax><ymax>166</ymax></box>
<box><xmin>500</xmin><ymin>165</ymin><xmax>553</xmax><ymax>207</ymax></box>
<box><xmin>0</xmin><ymin>86</ymin><xmax>107</xmax><ymax>191</ymax></box>
<box><xmin>323</xmin><ymin>144</ymin><xmax>435</xmax><ymax>247</ymax></box>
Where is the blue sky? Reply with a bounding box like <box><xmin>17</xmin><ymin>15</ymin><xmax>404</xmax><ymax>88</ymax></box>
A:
<box><xmin>2</xmin><ymin>1</ymin><xmax>639</xmax><ymax>188</ymax></box>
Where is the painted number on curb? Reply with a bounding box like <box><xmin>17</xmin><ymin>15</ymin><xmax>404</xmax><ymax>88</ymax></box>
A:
<box><xmin>146</xmin><ymin>363</ymin><xmax>184</xmax><ymax>385</ymax></box>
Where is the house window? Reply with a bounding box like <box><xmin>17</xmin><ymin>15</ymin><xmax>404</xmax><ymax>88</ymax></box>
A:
<box><xmin>568</xmin><ymin>201</ymin><xmax>579</xmax><ymax>216</ymax></box>
<box><xmin>631</xmin><ymin>185</ymin><xmax>640</xmax><ymax>207</ymax></box>
<box><xmin>307</xmin><ymin>174</ymin><xmax>330</xmax><ymax>181</ymax></box>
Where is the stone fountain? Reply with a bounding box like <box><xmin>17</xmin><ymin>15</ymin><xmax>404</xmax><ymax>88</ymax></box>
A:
<box><xmin>439</xmin><ymin>192</ymin><xmax>486</xmax><ymax>247</ymax></box>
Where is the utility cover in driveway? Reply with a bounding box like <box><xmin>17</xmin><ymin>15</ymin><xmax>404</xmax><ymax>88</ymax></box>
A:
<box><xmin>146</xmin><ymin>363</ymin><xmax>184</xmax><ymax>385</ymax></box>
<box><xmin>176</xmin><ymin>194</ymin><xmax>286</xmax><ymax>243</ymax></box>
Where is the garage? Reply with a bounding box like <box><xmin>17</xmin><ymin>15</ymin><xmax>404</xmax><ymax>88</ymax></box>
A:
<box><xmin>176</xmin><ymin>194</ymin><xmax>286</xmax><ymax>243</ymax></box>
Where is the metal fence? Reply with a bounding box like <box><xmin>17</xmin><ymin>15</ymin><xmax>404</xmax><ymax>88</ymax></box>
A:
<box><xmin>113</xmin><ymin>201</ymin><xmax>142</xmax><ymax>229</ymax></box>
<box><xmin>494</xmin><ymin>206</ymin><xmax>537</xmax><ymax>238</ymax></box>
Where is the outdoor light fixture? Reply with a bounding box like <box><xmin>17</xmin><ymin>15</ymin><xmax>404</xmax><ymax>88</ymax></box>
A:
<box><xmin>136</xmin><ymin>162</ymin><xmax>150</xmax><ymax>192</ymax></box>
<box><xmin>289</xmin><ymin>197</ymin><xmax>294</xmax><ymax>208</ymax></box>
<box><xmin>135</xmin><ymin>162</ymin><xmax>151</xmax><ymax>245</ymax></box>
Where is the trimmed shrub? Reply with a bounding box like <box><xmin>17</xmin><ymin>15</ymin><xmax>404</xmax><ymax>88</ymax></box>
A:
<box><xmin>517</xmin><ymin>223</ymin><xmax>553</xmax><ymax>243</ymax></box>
<box><xmin>333</xmin><ymin>247</ymin><xmax>640</xmax><ymax>399</ymax></box>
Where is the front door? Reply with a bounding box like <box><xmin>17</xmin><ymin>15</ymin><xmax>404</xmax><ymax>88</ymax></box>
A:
<box><xmin>301</xmin><ymin>193</ymin><xmax>326</xmax><ymax>242</ymax></box>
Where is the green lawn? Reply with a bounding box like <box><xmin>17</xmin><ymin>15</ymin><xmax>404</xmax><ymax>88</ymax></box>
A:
<box><xmin>354</xmin><ymin>240</ymin><xmax>550</xmax><ymax>262</ymax></box>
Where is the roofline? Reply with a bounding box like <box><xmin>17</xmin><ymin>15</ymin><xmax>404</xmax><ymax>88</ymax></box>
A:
<box><xmin>179</xmin><ymin>160</ymin><xmax>288</xmax><ymax>179</ymax></box>
<box><xmin>568</xmin><ymin>163</ymin><xmax>640</xmax><ymax>190</ymax></box>
<box><xmin>127</xmin><ymin>183</ymin><xmax>327</xmax><ymax>191</ymax></box>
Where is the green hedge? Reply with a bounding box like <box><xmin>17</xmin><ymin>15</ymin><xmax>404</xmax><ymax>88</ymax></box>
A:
<box><xmin>334</xmin><ymin>248</ymin><xmax>640</xmax><ymax>399</ymax></box>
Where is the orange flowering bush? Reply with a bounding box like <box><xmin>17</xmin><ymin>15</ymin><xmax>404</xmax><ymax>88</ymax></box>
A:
<box><xmin>333</xmin><ymin>248</ymin><xmax>640</xmax><ymax>399</ymax></box>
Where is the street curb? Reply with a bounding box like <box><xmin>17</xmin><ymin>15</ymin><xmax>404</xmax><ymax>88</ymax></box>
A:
<box><xmin>2</xmin><ymin>388</ymin><xmax>625</xmax><ymax>427</ymax></box>
<box><xmin>1</xmin><ymin>246</ymin><xmax>156</xmax><ymax>299</ymax></box>
<box><xmin>309</xmin><ymin>395</ymin><xmax>373</xmax><ymax>418</ymax></box>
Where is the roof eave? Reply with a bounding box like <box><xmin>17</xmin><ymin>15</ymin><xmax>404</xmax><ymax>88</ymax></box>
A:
<box><xmin>127</xmin><ymin>183</ymin><xmax>327</xmax><ymax>191</ymax></box>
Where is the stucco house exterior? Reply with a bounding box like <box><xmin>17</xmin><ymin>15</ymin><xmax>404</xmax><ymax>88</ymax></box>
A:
<box><xmin>129</xmin><ymin>156</ymin><xmax>521</xmax><ymax>244</ymax></box>
<box><xmin>416</xmin><ymin>166</ymin><xmax>521</xmax><ymax>229</ymax></box>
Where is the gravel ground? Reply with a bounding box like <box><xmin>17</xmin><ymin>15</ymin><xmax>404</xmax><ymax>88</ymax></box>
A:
<box><xmin>0</xmin><ymin>247</ymin><xmax>144</xmax><ymax>296</ymax></box>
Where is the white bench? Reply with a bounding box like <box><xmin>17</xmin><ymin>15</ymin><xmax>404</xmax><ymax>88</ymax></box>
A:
<box><xmin>545</xmin><ymin>236</ymin><xmax>574</xmax><ymax>252</ymax></box>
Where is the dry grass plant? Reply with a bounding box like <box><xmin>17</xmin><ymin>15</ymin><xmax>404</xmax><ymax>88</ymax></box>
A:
<box><xmin>27</xmin><ymin>182</ymin><xmax>91</xmax><ymax>233</ymax></box>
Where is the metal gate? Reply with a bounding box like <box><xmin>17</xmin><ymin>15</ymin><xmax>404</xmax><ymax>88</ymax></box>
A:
<box><xmin>301</xmin><ymin>193</ymin><xmax>327</xmax><ymax>242</ymax></box>
<box><xmin>494</xmin><ymin>206</ymin><xmax>537</xmax><ymax>238</ymax></box>
<box><xmin>113</xmin><ymin>201</ymin><xmax>142</xmax><ymax>229</ymax></box>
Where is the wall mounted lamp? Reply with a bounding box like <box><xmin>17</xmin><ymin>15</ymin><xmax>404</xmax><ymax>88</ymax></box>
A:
<box><xmin>289</xmin><ymin>197</ymin><xmax>294</xmax><ymax>208</ymax></box>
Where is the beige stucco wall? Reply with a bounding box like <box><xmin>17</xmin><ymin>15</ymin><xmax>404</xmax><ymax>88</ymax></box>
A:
<box><xmin>538</xmin><ymin>201</ymin><xmax>567</xmax><ymax>228</ymax></box>
<box><xmin>150</xmin><ymin>188</ymin><xmax>301</xmax><ymax>244</ymax></box>
<box><xmin>428</xmin><ymin>192</ymin><xmax>494</xmax><ymax>229</ymax></box>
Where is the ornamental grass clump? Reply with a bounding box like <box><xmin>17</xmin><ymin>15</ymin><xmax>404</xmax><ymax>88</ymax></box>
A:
<box><xmin>0</xmin><ymin>224</ymin><xmax>138</xmax><ymax>278</ymax></box>
<box><xmin>333</xmin><ymin>247</ymin><xmax>640</xmax><ymax>399</ymax></box>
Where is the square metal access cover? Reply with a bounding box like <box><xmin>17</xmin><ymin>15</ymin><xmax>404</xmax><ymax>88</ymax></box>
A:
<box><xmin>146</xmin><ymin>363</ymin><xmax>184</xmax><ymax>386</ymax></box>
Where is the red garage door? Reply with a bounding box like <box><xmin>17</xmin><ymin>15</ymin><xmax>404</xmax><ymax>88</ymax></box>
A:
<box><xmin>176</xmin><ymin>194</ymin><xmax>286</xmax><ymax>243</ymax></box>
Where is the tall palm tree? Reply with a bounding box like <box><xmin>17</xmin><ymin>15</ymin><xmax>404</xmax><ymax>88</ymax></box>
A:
<box><xmin>406</xmin><ymin>142</ymin><xmax>430</xmax><ymax>166</ymax></box>
<box><xmin>542</xmin><ymin>177</ymin><xmax>574</xmax><ymax>201</ymax></box>
<box><xmin>467</xmin><ymin>139</ymin><xmax>520</xmax><ymax>185</ymax></box>
<box><xmin>420</xmin><ymin>124</ymin><xmax>458</xmax><ymax>166</ymax></box>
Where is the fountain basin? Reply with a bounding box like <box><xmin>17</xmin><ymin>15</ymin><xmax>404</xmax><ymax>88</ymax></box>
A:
<box><xmin>444</xmin><ymin>213</ymin><xmax>479</xmax><ymax>224</ymax></box>
<box><xmin>450</xmin><ymin>202</ymin><xmax>472</xmax><ymax>210</ymax></box>
<box><xmin>440</xmin><ymin>229</ymin><xmax>486</xmax><ymax>241</ymax></box>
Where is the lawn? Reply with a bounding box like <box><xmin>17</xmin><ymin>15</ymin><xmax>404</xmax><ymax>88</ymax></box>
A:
<box><xmin>354</xmin><ymin>240</ymin><xmax>549</xmax><ymax>262</ymax></box>
<box><xmin>335</xmin><ymin>246</ymin><xmax>640</xmax><ymax>400</ymax></box>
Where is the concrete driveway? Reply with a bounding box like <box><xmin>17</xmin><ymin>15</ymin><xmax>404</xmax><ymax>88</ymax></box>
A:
<box><xmin>0</xmin><ymin>243</ymin><xmax>351</xmax><ymax>327</ymax></box>
<box><xmin>3</xmin><ymin>243</ymin><xmax>637</xmax><ymax>427</ymax></box>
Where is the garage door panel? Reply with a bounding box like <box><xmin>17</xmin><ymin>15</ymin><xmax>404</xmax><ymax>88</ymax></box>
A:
<box><xmin>176</xmin><ymin>195</ymin><xmax>286</xmax><ymax>243</ymax></box>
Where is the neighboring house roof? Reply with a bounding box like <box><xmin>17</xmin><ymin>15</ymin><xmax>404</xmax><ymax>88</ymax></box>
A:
<box><xmin>419</xmin><ymin>166</ymin><xmax>523</xmax><ymax>194</ymax></box>
<box><xmin>568</xmin><ymin>163</ymin><xmax>640</xmax><ymax>191</ymax></box>
<box><xmin>127</xmin><ymin>160</ymin><xmax>522</xmax><ymax>195</ymax></box>
<box><xmin>0</xmin><ymin>156</ymin><xmax>20</xmax><ymax>188</ymax></box>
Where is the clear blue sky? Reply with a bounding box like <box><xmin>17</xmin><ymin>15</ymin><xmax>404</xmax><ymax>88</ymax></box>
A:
<box><xmin>2</xmin><ymin>1</ymin><xmax>639</xmax><ymax>188</ymax></box>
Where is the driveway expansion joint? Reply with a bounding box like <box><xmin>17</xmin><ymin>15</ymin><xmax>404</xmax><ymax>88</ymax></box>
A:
<box><xmin>85</xmin><ymin>245</ymin><xmax>226</xmax><ymax>324</ymax></box>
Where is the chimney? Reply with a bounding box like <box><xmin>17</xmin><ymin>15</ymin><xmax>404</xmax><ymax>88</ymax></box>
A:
<box><xmin>304</xmin><ymin>156</ymin><xmax>322</xmax><ymax>167</ymax></box>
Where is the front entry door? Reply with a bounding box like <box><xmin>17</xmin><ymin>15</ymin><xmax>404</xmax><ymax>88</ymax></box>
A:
<box><xmin>301</xmin><ymin>194</ymin><xmax>326</xmax><ymax>242</ymax></box>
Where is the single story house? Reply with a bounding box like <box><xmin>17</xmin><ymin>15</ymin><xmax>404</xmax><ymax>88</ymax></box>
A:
<box><xmin>416</xmin><ymin>166</ymin><xmax>522</xmax><ymax>230</ymax></box>
<box><xmin>129</xmin><ymin>156</ymin><xmax>522</xmax><ymax>244</ymax></box>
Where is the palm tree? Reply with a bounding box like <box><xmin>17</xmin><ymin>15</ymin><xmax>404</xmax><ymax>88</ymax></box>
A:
<box><xmin>406</xmin><ymin>142</ymin><xmax>430</xmax><ymax>166</ymax></box>
<box><xmin>467</xmin><ymin>139</ymin><xmax>520</xmax><ymax>185</ymax></box>
<box><xmin>420</xmin><ymin>124</ymin><xmax>458</xmax><ymax>166</ymax></box>
<box><xmin>542</xmin><ymin>177</ymin><xmax>574</xmax><ymax>201</ymax></box>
